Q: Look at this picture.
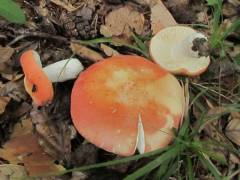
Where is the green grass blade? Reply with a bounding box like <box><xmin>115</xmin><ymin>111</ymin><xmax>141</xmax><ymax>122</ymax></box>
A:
<box><xmin>161</xmin><ymin>160</ymin><xmax>179</xmax><ymax>180</ymax></box>
<box><xmin>0</xmin><ymin>0</ymin><xmax>26</xmax><ymax>24</ymax></box>
<box><xmin>132</xmin><ymin>32</ymin><xmax>150</xmax><ymax>58</ymax></box>
<box><xmin>178</xmin><ymin>115</ymin><xmax>190</xmax><ymax>138</ymax></box>
<box><xmin>197</xmin><ymin>152</ymin><xmax>222</xmax><ymax>180</ymax></box>
<box><xmin>221</xmin><ymin>19</ymin><xmax>240</xmax><ymax>40</ymax></box>
<box><xmin>154</xmin><ymin>159</ymin><xmax>171</xmax><ymax>179</ymax></box>
<box><xmin>187</xmin><ymin>156</ymin><xmax>194</xmax><ymax>180</ymax></box>
<box><xmin>72</xmin><ymin>37</ymin><xmax>149</xmax><ymax>58</ymax></box>
<box><xmin>123</xmin><ymin>145</ymin><xmax>182</xmax><ymax>180</ymax></box>
<box><xmin>61</xmin><ymin>146</ymin><xmax>169</xmax><ymax>174</ymax></box>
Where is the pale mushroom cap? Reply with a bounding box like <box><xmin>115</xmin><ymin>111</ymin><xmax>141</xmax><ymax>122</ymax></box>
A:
<box><xmin>150</xmin><ymin>26</ymin><xmax>210</xmax><ymax>76</ymax></box>
<box><xmin>71</xmin><ymin>55</ymin><xmax>184</xmax><ymax>156</ymax></box>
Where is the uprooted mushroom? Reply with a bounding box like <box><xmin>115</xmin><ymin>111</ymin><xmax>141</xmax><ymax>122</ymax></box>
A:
<box><xmin>71</xmin><ymin>55</ymin><xmax>185</xmax><ymax>156</ymax></box>
<box><xmin>150</xmin><ymin>26</ymin><xmax>210</xmax><ymax>76</ymax></box>
<box><xmin>20</xmin><ymin>50</ymin><xmax>84</xmax><ymax>106</ymax></box>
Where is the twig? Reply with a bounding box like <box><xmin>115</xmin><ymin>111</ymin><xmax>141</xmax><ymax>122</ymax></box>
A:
<box><xmin>7</xmin><ymin>32</ymin><xmax>68</xmax><ymax>46</ymax></box>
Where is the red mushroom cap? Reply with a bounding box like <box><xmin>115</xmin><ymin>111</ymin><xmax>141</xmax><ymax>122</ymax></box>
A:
<box><xmin>71</xmin><ymin>55</ymin><xmax>184</xmax><ymax>156</ymax></box>
<box><xmin>20</xmin><ymin>50</ymin><xmax>53</xmax><ymax>106</ymax></box>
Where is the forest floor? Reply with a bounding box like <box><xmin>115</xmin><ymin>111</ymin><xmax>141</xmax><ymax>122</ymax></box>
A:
<box><xmin>0</xmin><ymin>0</ymin><xmax>240</xmax><ymax>179</ymax></box>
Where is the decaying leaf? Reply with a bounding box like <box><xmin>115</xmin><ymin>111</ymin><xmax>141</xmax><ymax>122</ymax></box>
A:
<box><xmin>0</xmin><ymin>164</ymin><xmax>32</xmax><ymax>180</ymax></box>
<box><xmin>100</xmin><ymin>44</ymin><xmax>120</xmax><ymax>57</ymax></box>
<box><xmin>150</xmin><ymin>1</ymin><xmax>177</xmax><ymax>34</ymax></box>
<box><xmin>0</xmin><ymin>96</ymin><xmax>10</xmax><ymax>114</ymax></box>
<box><xmin>226</xmin><ymin>113</ymin><xmax>240</xmax><ymax>146</ymax></box>
<box><xmin>11</xmin><ymin>118</ymin><xmax>33</xmax><ymax>138</ymax></box>
<box><xmin>0</xmin><ymin>80</ymin><xmax>27</xmax><ymax>102</ymax></box>
<box><xmin>30</xmin><ymin>106</ymin><xmax>72</xmax><ymax>165</ymax></box>
<box><xmin>50</xmin><ymin>0</ymin><xmax>77</xmax><ymax>12</ymax></box>
<box><xmin>0</xmin><ymin>118</ymin><xmax>65</xmax><ymax>177</ymax></box>
<box><xmin>70</xmin><ymin>42</ymin><xmax>103</xmax><ymax>62</ymax></box>
<box><xmin>0</xmin><ymin>46</ymin><xmax>14</xmax><ymax>63</ymax></box>
<box><xmin>100</xmin><ymin>5</ymin><xmax>145</xmax><ymax>38</ymax></box>
<box><xmin>0</xmin><ymin>46</ymin><xmax>14</xmax><ymax>74</ymax></box>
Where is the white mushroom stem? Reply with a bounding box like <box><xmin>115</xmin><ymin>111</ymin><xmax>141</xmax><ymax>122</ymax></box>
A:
<box><xmin>43</xmin><ymin>58</ymin><xmax>84</xmax><ymax>82</ymax></box>
<box><xmin>171</xmin><ymin>32</ymin><xmax>208</xmax><ymax>59</ymax></box>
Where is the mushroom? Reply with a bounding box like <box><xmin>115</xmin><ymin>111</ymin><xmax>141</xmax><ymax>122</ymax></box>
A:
<box><xmin>20</xmin><ymin>50</ymin><xmax>53</xmax><ymax>106</ymax></box>
<box><xmin>71</xmin><ymin>55</ymin><xmax>184</xmax><ymax>156</ymax></box>
<box><xmin>150</xmin><ymin>26</ymin><xmax>210</xmax><ymax>76</ymax></box>
<box><xmin>20</xmin><ymin>50</ymin><xmax>83</xmax><ymax>106</ymax></box>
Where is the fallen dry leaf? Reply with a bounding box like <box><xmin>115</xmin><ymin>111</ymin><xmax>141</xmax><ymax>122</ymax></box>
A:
<box><xmin>0</xmin><ymin>46</ymin><xmax>14</xmax><ymax>74</ymax></box>
<box><xmin>0</xmin><ymin>118</ymin><xmax>65</xmax><ymax>177</ymax></box>
<box><xmin>229</xmin><ymin>153</ymin><xmax>240</xmax><ymax>164</ymax></box>
<box><xmin>0</xmin><ymin>96</ymin><xmax>10</xmax><ymax>114</ymax></box>
<box><xmin>30</xmin><ymin>107</ymin><xmax>72</xmax><ymax>164</ymax></box>
<box><xmin>0</xmin><ymin>46</ymin><xmax>14</xmax><ymax>63</ymax></box>
<box><xmin>70</xmin><ymin>42</ymin><xmax>103</xmax><ymax>62</ymax></box>
<box><xmin>226</xmin><ymin>114</ymin><xmax>240</xmax><ymax>146</ymax></box>
<box><xmin>0</xmin><ymin>80</ymin><xmax>27</xmax><ymax>102</ymax></box>
<box><xmin>50</xmin><ymin>0</ymin><xmax>77</xmax><ymax>12</ymax></box>
<box><xmin>11</xmin><ymin>118</ymin><xmax>33</xmax><ymax>138</ymax></box>
<box><xmin>0</xmin><ymin>164</ymin><xmax>31</xmax><ymax>180</ymax></box>
<box><xmin>131</xmin><ymin>0</ymin><xmax>158</xmax><ymax>6</ymax></box>
<box><xmin>100</xmin><ymin>44</ymin><xmax>120</xmax><ymax>57</ymax></box>
<box><xmin>150</xmin><ymin>1</ymin><xmax>177</xmax><ymax>34</ymax></box>
<box><xmin>100</xmin><ymin>5</ymin><xmax>145</xmax><ymax>38</ymax></box>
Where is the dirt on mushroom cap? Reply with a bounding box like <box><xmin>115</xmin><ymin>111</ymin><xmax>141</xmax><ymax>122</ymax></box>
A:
<box><xmin>71</xmin><ymin>55</ymin><xmax>184</xmax><ymax>156</ymax></box>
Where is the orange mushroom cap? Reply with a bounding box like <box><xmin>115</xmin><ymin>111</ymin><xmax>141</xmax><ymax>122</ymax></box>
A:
<box><xmin>71</xmin><ymin>55</ymin><xmax>184</xmax><ymax>156</ymax></box>
<box><xmin>20</xmin><ymin>50</ymin><xmax>53</xmax><ymax>106</ymax></box>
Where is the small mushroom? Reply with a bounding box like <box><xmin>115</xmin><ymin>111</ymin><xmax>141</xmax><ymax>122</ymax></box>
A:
<box><xmin>71</xmin><ymin>55</ymin><xmax>184</xmax><ymax>156</ymax></box>
<box><xmin>20</xmin><ymin>50</ymin><xmax>53</xmax><ymax>106</ymax></box>
<box><xmin>150</xmin><ymin>26</ymin><xmax>210</xmax><ymax>76</ymax></box>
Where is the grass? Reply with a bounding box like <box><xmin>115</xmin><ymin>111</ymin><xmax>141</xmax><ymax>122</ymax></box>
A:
<box><xmin>60</xmin><ymin>0</ymin><xmax>240</xmax><ymax>179</ymax></box>
<box><xmin>60</xmin><ymin>100</ymin><xmax>240</xmax><ymax>179</ymax></box>
<box><xmin>207</xmin><ymin>0</ymin><xmax>240</xmax><ymax>58</ymax></box>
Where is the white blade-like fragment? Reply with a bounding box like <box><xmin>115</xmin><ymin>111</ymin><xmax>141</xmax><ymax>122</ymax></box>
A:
<box><xmin>136</xmin><ymin>114</ymin><xmax>145</xmax><ymax>154</ymax></box>
<box><xmin>43</xmin><ymin>58</ymin><xmax>84</xmax><ymax>82</ymax></box>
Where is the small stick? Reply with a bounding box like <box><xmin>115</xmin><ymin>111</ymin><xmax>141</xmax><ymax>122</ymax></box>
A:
<box><xmin>7</xmin><ymin>32</ymin><xmax>68</xmax><ymax>46</ymax></box>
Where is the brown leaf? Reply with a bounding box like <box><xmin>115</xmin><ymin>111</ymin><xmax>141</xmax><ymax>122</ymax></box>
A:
<box><xmin>30</xmin><ymin>107</ymin><xmax>72</xmax><ymax>164</ymax></box>
<box><xmin>11</xmin><ymin>118</ymin><xmax>33</xmax><ymax>138</ymax></box>
<box><xmin>150</xmin><ymin>1</ymin><xmax>177</xmax><ymax>34</ymax></box>
<box><xmin>0</xmin><ymin>46</ymin><xmax>14</xmax><ymax>74</ymax></box>
<box><xmin>12</xmin><ymin>102</ymin><xmax>32</xmax><ymax>118</ymax></box>
<box><xmin>0</xmin><ymin>119</ymin><xmax>65</xmax><ymax>177</ymax></box>
<box><xmin>100</xmin><ymin>5</ymin><xmax>145</xmax><ymax>38</ymax></box>
<box><xmin>226</xmin><ymin>115</ymin><xmax>240</xmax><ymax>146</ymax></box>
<box><xmin>0</xmin><ymin>164</ymin><xmax>31</xmax><ymax>180</ymax></box>
<box><xmin>0</xmin><ymin>96</ymin><xmax>10</xmax><ymax>114</ymax></box>
<box><xmin>50</xmin><ymin>0</ymin><xmax>77</xmax><ymax>12</ymax></box>
<box><xmin>0</xmin><ymin>46</ymin><xmax>14</xmax><ymax>63</ymax></box>
<box><xmin>70</xmin><ymin>42</ymin><xmax>103</xmax><ymax>62</ymax></box>
<box><xmin>100</xmin><ymin>44</ymin><xmax>120</xmax><ymax>57</ymax></box>
<box><xmin>0</xmin><ymin>80</ymin><xmax>27</xmax><ymax>102</ymax></box>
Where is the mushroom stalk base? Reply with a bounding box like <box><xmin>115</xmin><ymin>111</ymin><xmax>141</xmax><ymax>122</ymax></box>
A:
<box><xmin>171</xmin><ymin>32</ymin><xmax>208</xmax><ymax>59</ymax></box>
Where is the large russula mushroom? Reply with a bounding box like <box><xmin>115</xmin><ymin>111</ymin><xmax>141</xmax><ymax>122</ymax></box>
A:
<box><xmin>71</xmin><ymin>55</ymin><xmax>184</xmax><ymax>156</ymax></box>
<box><xmin>20</xmin><ymin>50</ymin><xmax>54</xmax><ymax>106</ymax></box>
<box><xmin>150</xmin><ymin>26</ymin><xmax>210</xmax><ymax>76</ymax></box>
